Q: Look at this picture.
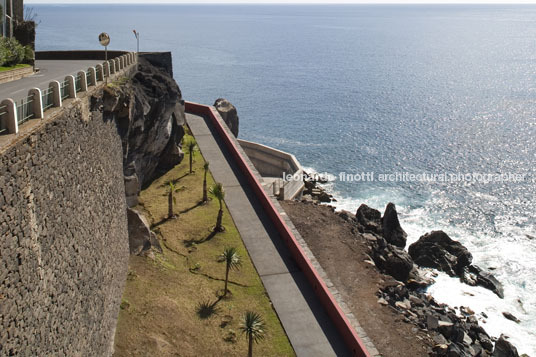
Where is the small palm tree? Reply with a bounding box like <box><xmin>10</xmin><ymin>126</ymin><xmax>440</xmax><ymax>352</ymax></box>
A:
<box><xmin>202</xmin><ymin>161</ymin><xmax>210</xmax><ymax>203</ymax></box>
<box><xmin>220</xmin><ymin>247</ymin><xmax>241</xmax><ymax>296</ymax></box>
<box><xmin>209</xmin><ymin>182</ymin><xmax>225</xmax><ymax>232</ymax></box>
<box><xmin>186</xmin><ymin>138</ymin><xmax>197</xmax><ymax>174</ymax></box>
<box><xmin>239</xmin><ymin>311</ymin><xmax>266</xmax><ymax>357</ymax></box>
<box><xmin>167</xmin><ymin>181</ymin><xmax>180</xmax><ymax>219</ymax></box>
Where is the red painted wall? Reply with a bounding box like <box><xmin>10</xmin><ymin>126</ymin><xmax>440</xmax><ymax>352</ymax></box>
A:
<box><xmin>185</xmin><ymin>101</ymin><xmax>371</xmax><ymax>357</ymax></box>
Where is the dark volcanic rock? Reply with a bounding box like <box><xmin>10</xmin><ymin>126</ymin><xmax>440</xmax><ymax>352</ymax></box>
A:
<box><xmin>355</xmin><ymin>204</ymin><xmax>382</xmax><ymax>233</ymax></box>
<box><xmin>381</xmin><ymin>203</ymin><xmax>407</xmax><ymax>248</ymax></box>
<box><xmin>102</xmin><ymin>55</ymin><xmax>186</xmax><ymax>199</ymax></box>
<box><xmin>492</xmin><ymin>335</ymin><xmax>519</xmax><ymax>357</ymax></box>
<box><xmin>461</xmin><ymin>265</ymin><xmax>504</xmax><ymax>298</ymax></box>
<box><xmin>127</xmin><ymin>208</ymin><xmax>162</xmax><ymax>255</ymax></box>
<box><xmin>502</xmin><ymin>312</ymin><xmax>520</xmax><ymax>323</ymax></box>
<box><xmin>408</xmin><ymin>231</ymin><xmax>472</xmax><ymax>276</ymax></box>
<box><xmin>372</xmin><ymin>241</ymin><xmax>414</xmax><ymax>282</ymax></box>
<box><xmin>214</xmin><ymin>98</ymin><xmax>239</xmax><ymax>137</ymax></box>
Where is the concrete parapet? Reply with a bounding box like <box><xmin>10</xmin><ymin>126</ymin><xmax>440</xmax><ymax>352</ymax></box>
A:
<box><xmin>49</xmin><ymin>81</ymin><xmax>62</xmax><ymax>108</ymax></box>
<box><xmin>238</xmin><ymin>139</ymin><xmax>304</xmax><ymax>200</ymax></box>
<box><xmin>0</xmin><ymin>99</ymin><xmax>18</xmax><ymax>134</ymax></box>
<box><xmin>88</xmin><ymin>67</ymin><xmax>97</xmax><ymax>86</ymax></box>
<box><xmin>65</xmin><ymin>75</ymin><xmax>77</xmax><ymax>99</ymax></box>
<box><xmin>109</xmin><ymin>61</ymin><xmax>115</xmax><ymax>75</ymax></box>
<box><xmin>78</xmin><ymin>71</ymin><xmax>88</xmax><ymax>92</ymax></box>
<box><xmin>28</xmin><ymin>88</ymin><xmax>44</xmax><ymax>119</ymax></box>
<box><xmin>96</xmin><ymin>64</ymin><xmax>104</xmax><ymax>81</ymax></box>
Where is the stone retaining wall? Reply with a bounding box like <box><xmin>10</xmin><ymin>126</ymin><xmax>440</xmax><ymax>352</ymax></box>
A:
<box><xmin>0</xmin><ymin>93</ymin><xmax>129</xmax><ymax>355</ymax></box>
<box><xmin>0</xmin><ymin>66</ymin><xmax>34</xmax><ymax>85</ymax></box>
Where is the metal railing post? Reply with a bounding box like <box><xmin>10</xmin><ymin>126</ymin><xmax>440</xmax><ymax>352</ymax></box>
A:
<box><xmin>65</xmin><ymin>75</ymin><xmax>77</xmax><ymax>99</ymax></box>
<box><xmin>28</xmin><ymin>88</ymin><xmax>44</xmax><ymax>119</ymax></box>
<box><xmin>50</xmin><ymin>81</ymin><xmax>62</xmax><ymax>107</ymax></box>
<box><xmin>77</xmin><ymin>71</ymin><xmax>88</xmax><ymax>92</ymax></box>
<box><xmin>0</xmin><ymin>99</ymin><xmax>18</xmax><ymax>134</ymax></box>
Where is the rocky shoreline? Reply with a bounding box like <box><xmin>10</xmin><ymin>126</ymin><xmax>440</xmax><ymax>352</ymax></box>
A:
<box><xmin>292</xmin><ymin>175</ymin><xmax>523</xmax><ymax>357</ymax></box>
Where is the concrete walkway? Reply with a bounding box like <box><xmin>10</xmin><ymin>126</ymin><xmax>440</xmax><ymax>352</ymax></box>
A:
<box><xmin>187</xmin><ymin>113</ymin><xmax>350</xmax><ymax>357</ymax></box>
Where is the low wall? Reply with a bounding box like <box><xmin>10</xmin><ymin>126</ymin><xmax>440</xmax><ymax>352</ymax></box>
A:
<box><xmin>36</xmin><ymin>50</ymin><xmax>130</xmax><ymax>61</ymax></box>
<box><xmin>0</xmin><ymin>75</ymin><xmax>130</xmax><ymax>355</ymax></box>
<box><xmin>238</xmin><ymin>139</ymin><xmax>304</xmax><ymax>200</ymax></box>
<box><xmin>0</xmin><ymin>66</ymin><xmax>34</xmax><ymax>84</ymax></box>
<box><xmin>185</xmin><ymin>102</ymin><xmax>370</xmax><ymax>357</ymax></box>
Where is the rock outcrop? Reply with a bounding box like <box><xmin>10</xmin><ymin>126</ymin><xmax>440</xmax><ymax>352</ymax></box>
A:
<box><xmin>461</xmin><ymin>265</ymin><xmax>504</xmax><ymax>298</ymax></box>
<box><xmin>214</xmin><ymin>98</ymin><xmax>239</xmax><ymax>137</ymax></box>
<box><xmin>409</xmin><ymin>231</ymin><xmax>504</xmax><ymax>298</ymax></box>
<box><xmin>102</xmin><ymin>55</ymin><xmax>186</xmax><ymax>207</ymax></box>
<box><xmin>355</xmin><ymin>204</ymin><xmax>382</xmax><ymax>234</ymax></box>
<box><xmin>371</xmin><ymin>237</ymin><xmax>414</xmax><ymax>282</ymax></box>
<box><xmin>127</xmin><ymin>208</ymin><xmax>162</xmax><ymax>255</ymax></box>
<box><xmin>408</xmin><ymin>231</ymin><xmax>472</xmax><ymax>276</ymax></box>
<box><xmin>381</xmin><ymin>203</ymin><xmax>407</xmax><ymax>248</ymax></box>
<box><xmin>492</xmin><ymin>335</ymin><xmax>519</xmax><ymax>357</ymax></box>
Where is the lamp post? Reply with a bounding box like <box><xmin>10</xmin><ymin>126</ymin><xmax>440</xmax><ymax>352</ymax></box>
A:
<box><xmin>133</xmin><ymin>30</ymin><xmax>139</xmax><ymax>68</ymax></box>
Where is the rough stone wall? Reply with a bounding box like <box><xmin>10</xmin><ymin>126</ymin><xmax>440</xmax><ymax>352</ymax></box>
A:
<box><xmin>0</xmin><ymin>97</ymin><xmax>129</xmax><ymax>355</ymax></box>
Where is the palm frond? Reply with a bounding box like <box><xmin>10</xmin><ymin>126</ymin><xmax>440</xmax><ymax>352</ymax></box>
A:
<box><xmin>239</xmin><ymin>311</ymin><xmax>266</xmax><ymax>343</ymax></box>
<box><xmin>209</xmin><ymin>182</ymin><xmax>225</xmax><ymax>200</ymax></box>
<box><xmin>221</xmin><ymin>247</ymin><xmax>242</xmax><ymax>271</ymax></box>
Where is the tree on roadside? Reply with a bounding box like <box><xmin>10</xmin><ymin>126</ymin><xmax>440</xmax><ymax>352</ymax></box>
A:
<box><xmin>186</xmin><ymin>138</ymin><xmax>197</xmax><ymax>174</ymax></box>
<box><xmin>202</xmin><ymin>161</ymin><xmax>210</xmax><ymax>203</ymax></box>
<box><xmin>167</xmin><ymin>181</ymin><xmax>180</xmax><ymax>219</ymax></box>
<box><xmin>220</xmin><ymin>247</ymin><xmax>241</xmax><ymax>297</ymax></box>
<box><xmin>239</xmin><ymin>311</ymin><xmax>266</xmax><ymax>357</ymax></box>
<box><xmin>209</xmin><ymin>182</ymin><xmax>225</xmax><ymax>232</ymax></box>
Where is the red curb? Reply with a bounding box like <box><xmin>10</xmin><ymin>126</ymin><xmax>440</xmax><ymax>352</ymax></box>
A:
<box><xmin>185</xmin><ymin>101</ymin><xmax>371</xmax><ymax>357</ymax></box>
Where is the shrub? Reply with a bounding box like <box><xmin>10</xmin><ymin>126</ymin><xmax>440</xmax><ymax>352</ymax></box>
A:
<box><xmin>23</xmin><ymin>45</ymin><xmax>34</xmax><ymax>63</ymax></box>
<box><xmin>0</xmin><ymin>37</ymin><xmax>26</xmax><ymax>67</ymax></box>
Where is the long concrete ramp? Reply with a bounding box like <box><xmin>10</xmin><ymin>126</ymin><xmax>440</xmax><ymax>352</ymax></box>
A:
<box><xmin>186</xmin><ymin>112</ymin><xmax>350</xmax><ymax>357</ymax></box>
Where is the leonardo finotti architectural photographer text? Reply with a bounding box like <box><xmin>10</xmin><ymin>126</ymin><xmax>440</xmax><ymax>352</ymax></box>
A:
<box><xmin>283</xmin><ymin>171</ymin><xmax>527</xmax><ymax>184</ymax></box>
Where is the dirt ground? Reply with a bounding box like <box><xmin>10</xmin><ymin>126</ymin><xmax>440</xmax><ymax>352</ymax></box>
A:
<box><xmin>281</xmin><ymin>200</ymin><xmax>434</xmax><ymax>357</ymax></box>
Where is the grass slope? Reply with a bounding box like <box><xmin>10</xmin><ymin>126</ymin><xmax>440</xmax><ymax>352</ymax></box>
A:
<box><xmin>114</xmin><ymin>133</ymin><xmax>294</xmax><ymax>357</ymax></box>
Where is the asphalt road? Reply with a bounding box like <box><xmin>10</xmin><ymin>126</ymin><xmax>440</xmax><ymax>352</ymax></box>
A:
<box><xmin>0</xmin><ymin>60</ymin><xmax>101</xmax><ymax>104</ymax></box>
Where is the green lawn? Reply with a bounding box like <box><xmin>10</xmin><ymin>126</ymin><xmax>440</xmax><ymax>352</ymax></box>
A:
<box><xmin>114</xmin><ymin>132</ymin><xmax>295</xmax><ymax>357</ymax></box>
<box><xmin>0</xmin><ymin>64</ymin><xmax>31</xmax><ymax>72</ymax></box>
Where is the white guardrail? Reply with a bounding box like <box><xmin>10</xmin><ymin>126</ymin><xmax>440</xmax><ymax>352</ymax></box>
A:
<box><xmin>0</xmin><ymin>52</ymin><xmax>138</xmax><ymax>136</ymax></box>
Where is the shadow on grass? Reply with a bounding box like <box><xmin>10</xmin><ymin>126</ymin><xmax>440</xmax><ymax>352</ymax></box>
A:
<box><xmin>183</xmin><ymin>231</ymin><xmax>218</xmax><ymax>247</ymax></box>
<box><xmin>195</xmin><ymin>297</ymin><xmax>222</xmax><ymax>319</ymax></box>
<box><xmin>179</xmin><ymin>200</ymin><xmax>204</xmax><ymax>214</ymax></box>
<box><xmin>151</xmin><ymin>216</ymin><xmax>175</xmax><ymax>230</ymax></box>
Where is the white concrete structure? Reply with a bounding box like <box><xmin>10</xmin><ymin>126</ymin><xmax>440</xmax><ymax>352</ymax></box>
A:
<box><xmin>238</xmin><ymin>139</ymin><xmax>305</xmax><ymax>200</ymax></box>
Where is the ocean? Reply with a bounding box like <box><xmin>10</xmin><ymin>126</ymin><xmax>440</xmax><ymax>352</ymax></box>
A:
<box><xmin>33</xmin><ymin>4</ymin><xmax>535</xmax><ymax>354</ymax></box>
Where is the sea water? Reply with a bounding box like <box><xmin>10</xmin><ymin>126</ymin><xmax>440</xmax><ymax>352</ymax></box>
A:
<box><xmin>34</xmin><ymin>4</ymin><xmax>535</xmax><ymax>354</ymax></box>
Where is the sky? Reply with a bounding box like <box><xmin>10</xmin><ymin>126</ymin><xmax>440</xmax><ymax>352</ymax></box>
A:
<box><xmin>23</xmin><ymin>0</ymin><xmax>536</xmax><ymax>4</ymax></box>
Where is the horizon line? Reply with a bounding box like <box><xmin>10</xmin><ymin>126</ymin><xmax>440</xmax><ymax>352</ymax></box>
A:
<box><xmin>25</xmin><ymin>1</ymin><xmax>536</xmax><ymax>4</ymax></box>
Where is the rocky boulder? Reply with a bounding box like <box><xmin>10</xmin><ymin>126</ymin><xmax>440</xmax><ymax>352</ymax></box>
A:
<box><xmin>408</xmin><ymin>231</ymin><xmax>472</xmax><ymax>276</ymax></box>
<box><xmin>371</xmin><ymin>239</ymin><xmax>414</xmax><ymax>282</ymax></box>
<box><xmin>127</xmin><ymin>208</ymin><xmax>162</xmax><ymax>255</ymax></box>
<box><xmin>214</xmin><ymin>98</ymin><xmax>239</xmax><ymax>137</ymax></box>
<box><xmin>492</xmin><ymin>335</ymin><xmax>519</xmax><ymax>357</ymax></box>
<box><xmin>461</xmin><ymin>265</ymin><xmax>504</xmax><ymax>298</ymax></box>
<box><xmin>381</xmin><ymin>203</ymin><xmax>407</xmax><ymax>248</ymax></box>
<box><xmin>355</xmin><ymin>204</ymin><xmax>382</xmax><ymax>234</ymax></box>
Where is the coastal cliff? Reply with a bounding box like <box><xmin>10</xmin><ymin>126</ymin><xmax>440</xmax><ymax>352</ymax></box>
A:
<box><xmin>101</xmin><ymin>55</ymin><xmax>186</xmax><ymax>208</ymax></box>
